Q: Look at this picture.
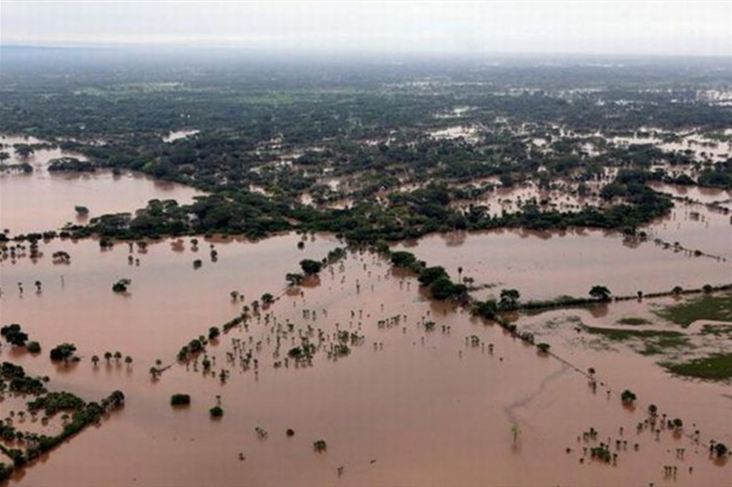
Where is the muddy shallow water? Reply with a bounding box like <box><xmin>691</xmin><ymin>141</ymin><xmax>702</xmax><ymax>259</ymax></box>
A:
<box><xmin>1</xmin><ymin>130</ymin><xmax>730</xmax><ymax>485</ymax></box>
<box><xmin>2</xmin><ymin>243</ymin><xmax>730</xmax><ymax>486</ymax></box>
<box><xmin>0</xmin><ymin>134</ymin><xmax>204</xmax><ymax>235</ymax></box>
<box><xmin>396</xmin><ymin>228</ymin><xmax>731</xmax><ymax>301</ymax></box>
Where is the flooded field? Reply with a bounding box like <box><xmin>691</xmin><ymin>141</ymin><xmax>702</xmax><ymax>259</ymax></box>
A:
<box><xmin>1</xmin><ymin>132</ymin><xmax>730</xmax><ymax>485</ymax></box>
<box><xmin>2</xmin><ymin>246</ymin><xmax>729</xmax><ymax>486</ymax></box>
<box><xmin>396</xmin><ymin>229</ymin><xmax>731</xmax><ymax>301</ymax></box>
<box><xmin>0</xmin><ymin>135</ymin><xmax>204</xmax><ymax>235</ymax></box>
<box><xmin>1</xmin><ymin>51</ymin><xmax>731</xmax><ymax>487</ymax></box>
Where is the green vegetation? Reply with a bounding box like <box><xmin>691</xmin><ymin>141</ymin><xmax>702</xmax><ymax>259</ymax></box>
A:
<box><xmin>48</xmin><ymin>157</ymin><xmax>95</xmax><ymax>172</ymax></box>
<box><xmin>616</xmin><ymin>317</ymin><xmax>651</xmax><ymax>326</ymax></box>
<box><xmin>112</xmin><ymin>278</ymin><xmax>131</xmax><ymax>294</ymax></box>
<box><xmin>209</xmin><ymin>406</ymin><xmax>224</xmax><ymax>418</ymax></box>
<box><xmin>0</xmin><ymin>358</ymin><xmax>124</xmax><ymax>480</ymax></box>
<box><xmin>589</xmin><ymin>285</ymin><xmax>612</xmax><ymax>302</ymax></box>
<box><xmin>49</xmin><ymin>343</ymin><xmax>77</xmax><ymax>362</ymax></box>
<box><xmin>654</xmin><ymin>293</ymin><xmax>732</xmax><ymax>327</ymax></box>
<box><xmin>663</xmin><ymin>353</ymin><xmax>732</xmax><ymax>381</ymax></box>
<box><xmin>582</xmin><ymin>325</ymin><xmax>690</xmax><ymax>355</ymax></box>
<box><xmin>299</xmin><ymin>259</ymin><xmax>323</xmax><ymax>275</ymax></box>
<box><xmin>621</xmin><ymin>389</ymin><xmax>637</xmax><ymax>405</ymax></box>
<box><xmin>1</xmin><ymin>323</ymin><xmax>29</xmax><ymax>347</ymax></box>
<box><xmin>170</xmin><ymin>394</ymin><xmax>191</xmax><ymax>406</ymax></box>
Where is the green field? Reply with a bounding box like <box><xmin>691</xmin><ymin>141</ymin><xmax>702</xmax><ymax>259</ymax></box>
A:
<box><xmin>654</xmin><ymin>293</ymin><xmax>732</xmax><ymax>327</ymax></box>
<box><xmin>663</xmin><ymin>353</ymin><xmax>732</xmax><ymax>380</ymax></box>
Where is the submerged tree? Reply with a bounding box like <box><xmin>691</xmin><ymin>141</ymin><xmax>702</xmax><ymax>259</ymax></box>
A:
<box><xmin>589</xmin><ymin>285</ymin><xmax>612</xmax><ymax>302</ymax></box>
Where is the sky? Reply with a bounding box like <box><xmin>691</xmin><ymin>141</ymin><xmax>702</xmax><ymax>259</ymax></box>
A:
<box><xmin>1</xmin><ymin>1</ymin><xmax>731</xmax><ymax>57</ymax></box>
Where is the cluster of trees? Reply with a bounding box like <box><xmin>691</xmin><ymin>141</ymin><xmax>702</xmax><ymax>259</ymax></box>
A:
<box><xmin>49</xmin><ymin>343</ymin><xmax>77</xmax><ymax>362</ymax></box>
<box><xmin>47</xmin><ymin>157</ymin><xmax>96</xmax><ymax>172</ymax></box>
<box><xmin>1</xmin><ymin>323</ymin><xmax>28</xmax><ymax>347</ymax></box>
<box><xmin>0</xmin><ymin>361</ymin><xmax>46</xmax><ymax>395</ymax></box>
<box><xmin>2</xmin><ymin>388</ymin><xmax>125</xmax><ymax>472</ymax></box>
<box><xmin>388</xmin><ymin>251</ymin><xmax>467</xmax><ymax>301</ymax></box>
<box><xmin>4</xmin><ymin>54</ymin><xmax>726</xmax><ymax>247</ymax></box>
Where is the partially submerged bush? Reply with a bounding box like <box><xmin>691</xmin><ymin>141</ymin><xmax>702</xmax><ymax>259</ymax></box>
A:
<box><xmin>170</xmin><ymin>394</ymin><xmax>191</xmax><ymax>406</ymax></box>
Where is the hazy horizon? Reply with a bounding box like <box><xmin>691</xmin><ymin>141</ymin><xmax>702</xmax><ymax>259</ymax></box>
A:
<box><xmin>1</xmin><ymin>1</ymin><xmax>731</xmax><ymax>58</ymax></box>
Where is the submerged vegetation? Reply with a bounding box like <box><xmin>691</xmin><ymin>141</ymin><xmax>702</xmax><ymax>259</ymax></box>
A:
<box><xmin>663</xmin><ymin>353</ymin><xmax>732</xmax><ymax>381</ymax></box>
<box><xmin>1</xmin><ymin>50</ymin><xmax>731</xmax><ymax>484</ymax></box>
<box><xmin>654</xmin><ymin>292</ymin><xmax>732</xmax><ymax>327</ymax></box>
<box><xmin>0</xmin><ymin>357</ymin><xmax>124</xmax><ymax>481</ymax></box>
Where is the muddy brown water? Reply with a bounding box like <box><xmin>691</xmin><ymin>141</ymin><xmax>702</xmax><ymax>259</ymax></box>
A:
<box><xmin>0</xmin><ymin>135</ymin><xmax>204</xmax><ymax>235</ymax></box>
<box><xmin>1</xmin><ymin>132</ymin><xmax>730</xmax><ymax>485</ymax></box>
<box><xmin>396</xmin><ymin>228</ymin><xmax>731</xmax><ymax>302</ymax></box>
<box><xmin>1</xmin><ymin>242</ymin><xmax>730</xmax><ymax>486</ymax></box>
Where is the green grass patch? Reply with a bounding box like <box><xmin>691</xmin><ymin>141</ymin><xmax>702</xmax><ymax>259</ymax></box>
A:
<box><xmin>616</xmin><ymin>317</ymin><xmax>652</xmax><ymax>326</ymax></box>
<box><xmin>583</xmin><ymin>326</ymin><xmax>684</xmax><ymax>341</ymax></box>
<box><xmin>582</xmin><ymin>326</ymin><xmax>690</xmax><ymax>355</ymax></box>
<box><xmin>663</xmin><ymin>353</ymin><xmax>732</xmax><ymax>380</ymax></box>
<box><xmin>699</xmin><ymin>324</ymin><xmax>732</xmax><ymax>337</ymax></box>
<box><xmin>654</xmin><ymin>293</ymin><xmax>732</xmax><ymax>327</ymax></box>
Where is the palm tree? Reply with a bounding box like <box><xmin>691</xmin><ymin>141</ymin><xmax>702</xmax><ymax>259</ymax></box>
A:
<box><xmin>114</xmin><ymin>351</ymin><xmax>122</xmax><ymax>363</ymax></box>
<box><xmin>104</xmin><ymin>351</ymin><xmax>112</xmax><ymax>363</ymax></box>
<box><xmin>91</xmin><ymin>355</ymin><xmax>100</xmax><ymax>367</ymax></box>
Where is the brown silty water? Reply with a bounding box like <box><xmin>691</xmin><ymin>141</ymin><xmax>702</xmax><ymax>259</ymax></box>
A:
<box><xmin>1</xmin><ymin>239</ymin><xmax>729</xmax><ymax>486</ymax></box>
<box><xmin>395</xmin><ymin>228</ymin><xmax>731</xmax><ymax>302</ymax></box>
<box><xmin>0</xmin><ymin>135</ymin><xmax>204</xmax><ymax>236</ymax></box>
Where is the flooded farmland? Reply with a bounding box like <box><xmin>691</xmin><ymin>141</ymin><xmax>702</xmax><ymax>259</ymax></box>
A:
<box><xmin>395</xmin><ymin>228</ymin><xmax>731</xmax><ymax>301</ymax></box>
<box><xmin>2</xmin><ymin>246</ymin><xmax>730</xmax><ymax>486</ymax></box>
<box><xmin>1</xmin><ymin>39</ymin><xmax>731</xmax><ymax>486</ymax></box>
<box><xmin>0</xmin><ymin>135</ymin><xmax>204</xmax><ymax>235</ymax></box>
<box><xmin>1</xmin><ymin>159</ymin><xmax>731</xmax><ymax>485</ymax></box>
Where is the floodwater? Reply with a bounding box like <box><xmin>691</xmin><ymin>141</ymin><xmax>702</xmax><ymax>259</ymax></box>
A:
<box><xmin>645</xmin><ymin>193</ymin><xmax>732</xmax><ymax>260</ymax></box>
<box><xmin>428</xmin><ymin>125</ymin><xmax>481</xmax><ymax>142</ymax></box>
<box><xmin>452</xmin><ymin>180</ymin><xmax>606</xmax><ymax>218</ymax></box>
<box><xmin>2</xmin><ymin>246</ymin><xmax>729</xmax><ymax>486</ymax></box>
<box><xmin>1</xmin><ymin>132</ymin><xmax>730</xmax><ymax>485</ymax></box>
<box><xmin>163</xmin><ymin>130</ymin><xmax>200</xmax><ymax>143</ymax></box>
<box><xmin>395</xmin><ymin>229</ymin><xmax>731</xmax><ymax>301</ymax></box>
<box><xmin>0</xmin><ymin>135</ymin><xmax>204</xmax><ymax>235</ymax></box>
<box><xmin>608</xmin><ymin>130</ymin><xmax>731</xmax><ymax>163</ymax></box>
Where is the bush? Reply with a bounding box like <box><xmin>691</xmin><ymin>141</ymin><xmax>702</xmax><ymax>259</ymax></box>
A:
<box><xmin>472</xmin><ymin>300</ymin><xmax>498</xmax><ymax>320</ymax></box>
<box><xmin>430</xmin><ymin>277</ymin><xmax>467</xmax><ymax>300</ymax></box>
<box><xmin>209</xmin><ymin>406</ymin><xmax>224</xmax><ymax>418</ymax></box>
<box><xmin>389</xmin><ymin>251</ymin><xmax>417</xmax><ymax>268</ymax></box>
<box><xmin>49</xmin><ymin>343</ymin><xmax>77</xmax><ymax>362</ymax></box>
<box><xmin>299</xmin><ymin>259</ymin><xmax>323</xmax><ymax>275</ymax></box>
<box><xmin>418</xmin><ymin>266</ymin><xmax>449</xmax><ymax>286</ymax></box>
<box><xmin>714</xmin><ymin>442</ymin><xmax>728</xmax><ymax>458</ymax></box>
<box><xmin>621</xmin><ymin>389</ymin><xmax>637</xmax><ymax>404</ymax></box>
<box><xmin>170</xmin><ymin>394</ymin><xmax>191</xmax><ymax>406</ymax></box>
<box><xmin>112</xmin><ymin>279</ymin><xmax>131</xmax><ymax>293</ymax></box>
<box><xmin>1</xmin><ymin>324</ymin><xmax>28</xmax><ymax>347</ymax></box>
